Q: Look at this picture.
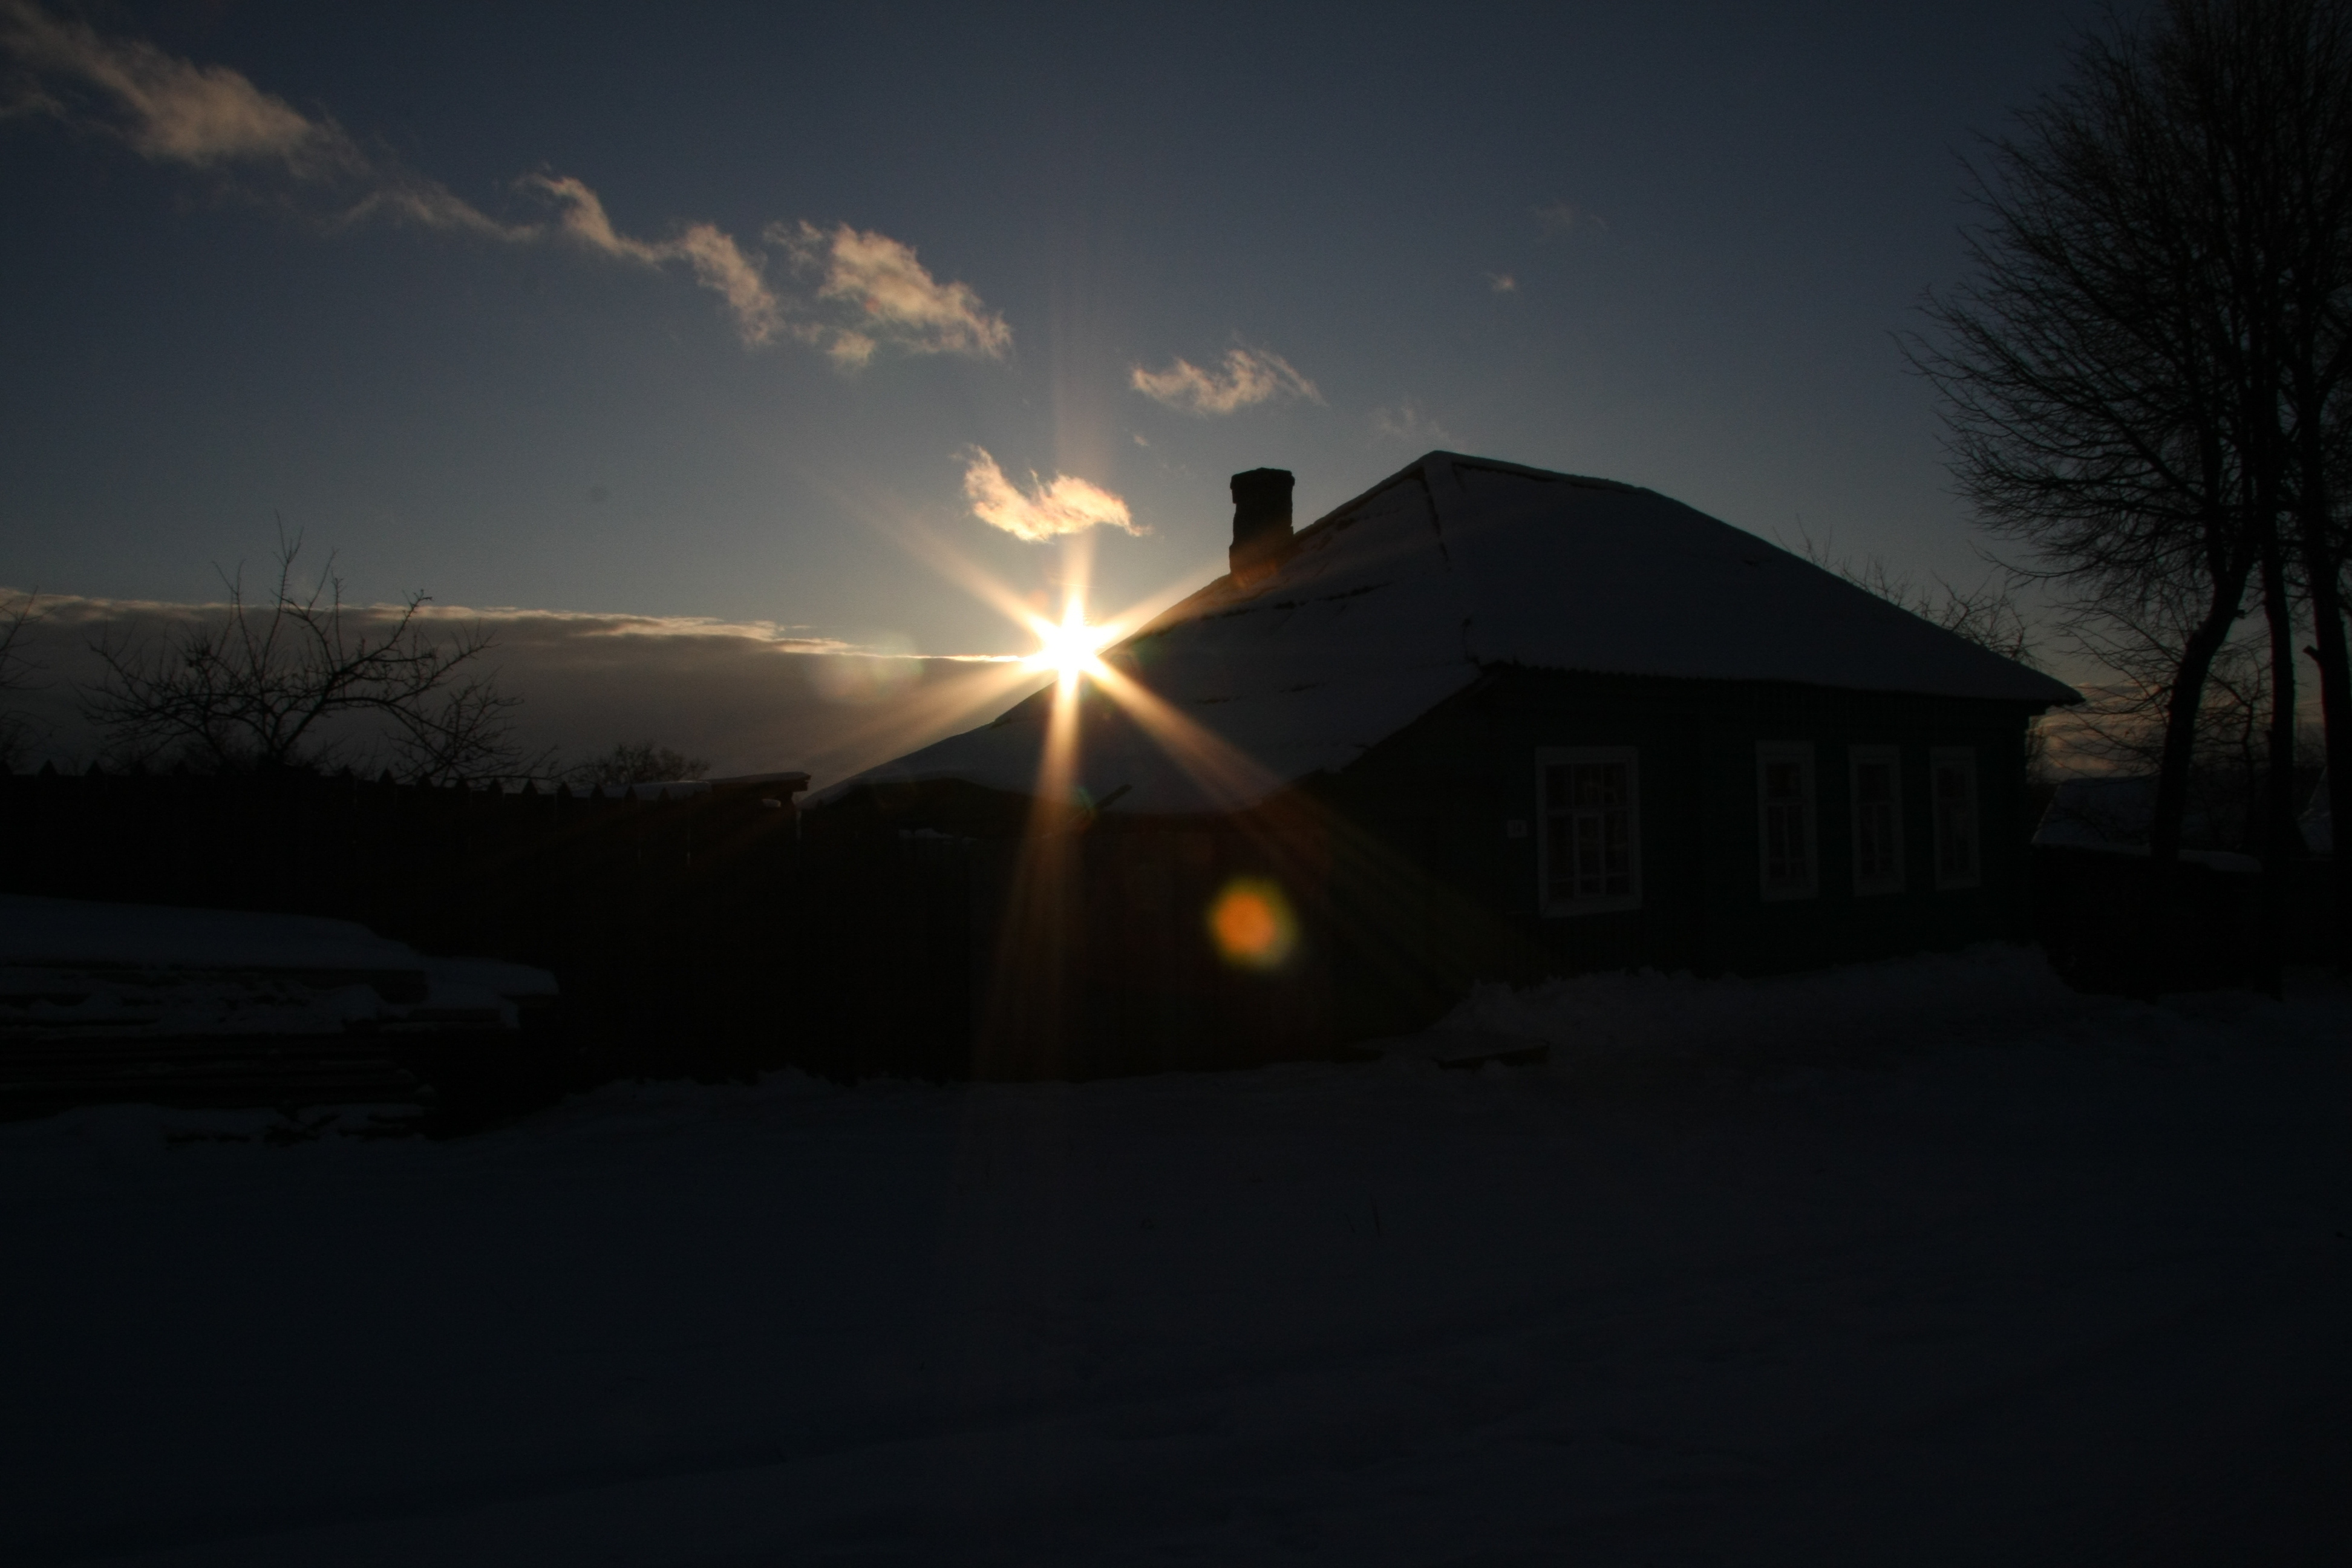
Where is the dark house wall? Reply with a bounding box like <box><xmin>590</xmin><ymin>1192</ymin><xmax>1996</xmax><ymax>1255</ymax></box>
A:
<box><xmin>1312</xmin><ymin>667</ymin><xmax>2040</xmax><ymax>1034</ymax></box>
<box><xmin>802</xmin><ymin>667</ymin><xmax>2048</xmax><ymax>1071</ymax></box>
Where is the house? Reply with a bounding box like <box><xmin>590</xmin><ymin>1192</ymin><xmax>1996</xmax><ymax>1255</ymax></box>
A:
<box><xmin>815</xmin><ymin>452</ymin><xmax>2079</xmax><ymax>1073</ymax></box>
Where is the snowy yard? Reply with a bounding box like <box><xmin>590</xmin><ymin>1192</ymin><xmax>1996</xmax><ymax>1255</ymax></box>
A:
<box><xmin>2</xmin><ymin>947</ymin><xmax>2347</xmax><ymax>1566</ymax></box>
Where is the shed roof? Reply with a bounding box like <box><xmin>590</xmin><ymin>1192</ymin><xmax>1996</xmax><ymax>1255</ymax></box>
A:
<box><xmin>826</xmin><ymin>452</ymin><xmax>2079</xmax><ymax>815</ymax></box>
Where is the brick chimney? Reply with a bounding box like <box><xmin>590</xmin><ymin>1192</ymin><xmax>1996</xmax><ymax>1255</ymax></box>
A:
<box><xmin>1228</xmin><ymin>468</ymin><xmax>1295</xmax><ymax>586</ymax></box>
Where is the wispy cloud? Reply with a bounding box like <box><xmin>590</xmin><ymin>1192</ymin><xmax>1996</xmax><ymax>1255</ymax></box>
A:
<box><xmin>959</xmin><ymin>448</ymin><xmax>1140</xmax><ymax>543</ymax></box>
<box><xmin>1370</xmin><ymin>398</ymin><xmax>1453</xmax><ymax>448</ymax></box>
<box><xmin>1488</xmin><ymin>272</ymin><xmax>1518</xmax><ymax>294</ymax></box>
<box><xmin>526</xmin><ymin>175</ymin><xmax>782</xmax><ymax>344</ymax></box>
<box><xmin>1</xmin><ymin>588</ymin><xmax>1027</xmax><ymax>785</ymax></box>
<box><xmin>0</xmin><ymin>0</ymin><xmax>506</xmax><ymax>242</ymax></box>
<box><xmin>779</xmin><ymin>222</ymin><xmax>1011</xmax><ymax>366</ymax></box>
<box><xmin>0</xmin><ymin>4</ymin><xmax>1004</xmax><ymax>361</ymax></box>
<box><xmin>1533</xmin><ymin>198</ymin><xmax>1605</xmax><ymax>235</ymax></box>
<box><xmin>1</xmin><ymin>1</ymin><xmax>325</xmax><ymax>169</ymax></box>
<box><xmin>1129</xmin><ymin>345</ymin><xmax>1320</xmax><ymax>417</ymax></box>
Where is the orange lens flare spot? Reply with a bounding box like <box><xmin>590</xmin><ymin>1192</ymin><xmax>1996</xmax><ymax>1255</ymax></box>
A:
<box><xmin>1206</xmin><ymin>877</ymin><xmax>1298</xmax><ymax>970</ymax></box>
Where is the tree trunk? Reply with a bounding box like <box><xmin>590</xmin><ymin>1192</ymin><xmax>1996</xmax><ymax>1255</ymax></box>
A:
<box><xmin>2138</xmin><ymin>547</ymin><xmax>2249</xmax><ymax>996</ymax></box>
<box><xmin>2302</xmin><ymin>535</ymin><xmax>2352</xmax><ymax>971</ymax></box>
<box><xmin>2151</xmin><ymin>554</ymin><xmax>2252</xmax><ymax>869</ymax></box>
<box><xmin>2259</xmin><ymin>517</ymin><xmax>2301</xmax><ymax>993</ymax></box>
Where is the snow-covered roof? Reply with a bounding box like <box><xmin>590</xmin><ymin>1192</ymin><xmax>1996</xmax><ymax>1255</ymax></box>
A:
<box><xmin>830</xmin><ymin>452</ymin><xmax>2079</xmax><ymax>815</ymax></box>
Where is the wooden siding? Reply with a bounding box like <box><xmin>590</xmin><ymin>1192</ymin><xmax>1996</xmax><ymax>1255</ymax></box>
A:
<box><xmin>1307</xmin><ymin>668</ymin><xmax>2042</xmax><ymax>1029</ymax></box>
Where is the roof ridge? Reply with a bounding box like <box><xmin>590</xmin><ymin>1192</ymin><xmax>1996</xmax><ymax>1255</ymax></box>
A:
<box><xmin>1295</xmin><ymin>451</ymin><xmax>1642</xmax><ymax>547</ymax></box>
<box><xmin>1421</xmin><ymin>450</ymin><xmax>1645</xmax><ymax>494</ymax></box>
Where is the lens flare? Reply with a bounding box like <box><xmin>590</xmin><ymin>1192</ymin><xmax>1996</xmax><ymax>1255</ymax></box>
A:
<box><xmin>1207</xmin><ymin>877</ymin><xmax>1298</xmax><ymax>970</ymax></box>
<box><xmin>1024</xmin><ymin>598</ymin><xmax>1117</xmax><ymax>691</ymax></box>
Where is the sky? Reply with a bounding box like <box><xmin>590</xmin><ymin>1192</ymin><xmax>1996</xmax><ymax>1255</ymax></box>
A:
<box><xmin>0</xmin><ymin>1</ymin><xmax>2115</xmax><ymax>779</ymax></box>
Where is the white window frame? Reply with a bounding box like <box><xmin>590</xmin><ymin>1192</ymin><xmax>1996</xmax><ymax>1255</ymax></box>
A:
<box><xmin>1537</xmin><ymin>747</ymin><xmax>1641</xmax><ymax>916</ymax></box>
<box><xmin>1930</xmin><ymin>746</ymin><xmax>1982</xmax><ymax>890</ymax></box>
<box><xmin>1848</xmin><ymin>745</ymin><xmax>1905</xmax><ymax>897</ymax></box>
<box><xmin>1756</xmin><ymin>742</ymin><xmax>1818</xmax><ymax>900</ymax></box>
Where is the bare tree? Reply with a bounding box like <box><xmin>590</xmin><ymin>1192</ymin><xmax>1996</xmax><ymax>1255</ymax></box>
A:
<box><xmin>2278</xmin><ymin>18</ymin><xmax>2352</xmax><ymax>949</ymax></box>
<box><xmin>83</xmin><ymin>532</ymin><xmax>534</xmax><ymax>782</ymax></box>
<box><xmin>2063</xmin><ymin>583</ymin><xmax>2284</xmax><ymax>851</ymax></box>
<box><xmin>0</xmin><ymin>591</ymin><xmax>38</xmax><ymax>772</ymax></box>
<box><xmin>1795</xmin><ymin>530</ymin><xmax>2042</xmax><ymax>667</ymax></box>
<box><xmin>1912</xmin><ymin>8</ymin><xmax>2256</xmax><ymax>874</ymax></box>
<box><xmin>567</xmin><ymin>740</ymin><xmax>711</xmax><ymax>791</ymax></box>
<box><xmin>1913</xmin><ymin>0</ymin><xmax>2352</xmax><ymax>965</ymax></box>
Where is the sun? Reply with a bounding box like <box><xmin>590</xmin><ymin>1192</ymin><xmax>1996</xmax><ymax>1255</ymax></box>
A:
<box><xmin>1025</xmin><ymin>600</ymin><xmax>1116</xmax><ymax>689</ymax></box>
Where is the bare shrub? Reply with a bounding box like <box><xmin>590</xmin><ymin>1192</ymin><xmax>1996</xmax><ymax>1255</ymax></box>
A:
<box><xmin>82</xmin><ymin>532</ymin><xmax>535</xmax><ymax>782</ymax></box>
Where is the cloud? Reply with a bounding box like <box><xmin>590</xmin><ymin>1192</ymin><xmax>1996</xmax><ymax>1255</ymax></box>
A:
<box><xmin>776</xmin><ymin>221</ymin><xmax>1011</xmax><ymax>365</ymax></box>
<box><xmin>1533</xmin><ymin>198</ymin><xmax>1606</xmax><ymax>235</ymax></box>
<box><xmin>339</xmin><ymin>175</ymin><xmax>528</xmax><ymax>241</ymax></box>
<box><xmin>1488</xmin><ymin>272</ymin><xmax>1518</xmax><ymax>294</ymax></box>
<box><xmin>1129</xmin><ymin>345</ymin><xmax>1320</xmax><ymax>417</ymax></box>
<box><xmin>1370</xmin><ymin>398</ymin><xmax>1453</xmax><ymax>448</ymax></box>
<box><xmin>958</xmin><ymin>447</ymin><xmax>1140</xmax><ymax>543</ymax></box>
<box><xmin>1</xmin><ymin>4</ymin><xmax>1003</xmax><ymax>360</ymax></box>
<box><xmin>525</xmin><ymin>175</ymin><xmax>782</xmax><ymax>344</ymax></box>
<box><xmin>0</xmin><ymin>589</ymin><xmax>1025</xmax><ymax>786</ymax></box>
<box><xmin>671</xmin><ymin>224</ymin><xmax>783</xmax><ymax>344</ymax></box>
<box><xmin>1</xmin><ymin>0</ymin><xmax>524</xmax><ymax>242</ymax></box>
<box><xmin>1</xmin><ymin>1</ymin><xmax>325</xmax><ymax>168</ymax></box>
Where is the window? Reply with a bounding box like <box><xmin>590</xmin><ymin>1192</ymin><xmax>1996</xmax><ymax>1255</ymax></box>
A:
<box><xmin>1756</xmin><ymin>743</ymin><xmax>1817</xmax><ymax>899</ymax></box>
<box><xmin>1930</xmin><ymin>746</ymin><xmax>1981</xmax><ymax>889</ymax></box>
<box><xmin>1538</xmin><ymin>748</ymin><xmax>1639</xmax><ymax>915</ymax></box>
<box><xmin>1849</xmin><ymin>745</ymin><xmax>1904</xmax><ymax>896</ymax></box>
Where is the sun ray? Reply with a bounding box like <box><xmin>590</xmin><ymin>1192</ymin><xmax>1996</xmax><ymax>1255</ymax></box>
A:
<box><xmin>805</xmin><ymin>655</ymin><xmax>1043</xmax><ymax>779</ymax></box>
<box><xmin>1082</xmin><ymin>659</ymin><xmax>1287</xmax><ymax>809</ymax></box>
<box><xmin>825</xmin><ymin>469</ymin><xmax>1284</xmax><ymax>814</ymax></box>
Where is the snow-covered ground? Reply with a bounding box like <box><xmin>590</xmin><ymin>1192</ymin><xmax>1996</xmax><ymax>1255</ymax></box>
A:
<box><xmin>2</xmin><ymin>947</ymin><xmax>2346</xmax><ymax>1566</ymax></box>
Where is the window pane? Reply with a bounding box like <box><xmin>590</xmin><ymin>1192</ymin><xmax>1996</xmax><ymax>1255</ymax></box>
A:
<box><xmin>1760</xmin><ymin>750</ymin><xmax>1811</xmax><ymax>892</ymax></box>
<box><xmin>1540</xmin><ymin>753</ymin><xmax>1637</xmax><ymax>909</ymax></box>
<box><xmin>1570</xmin><ymin>761</ymin><xmax>1624</xmax><ymax>811</ymax></box>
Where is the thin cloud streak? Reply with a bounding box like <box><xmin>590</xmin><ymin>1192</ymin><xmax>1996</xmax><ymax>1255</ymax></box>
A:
<box><xmin>0</xmin><ymin>589</ymin><xmax>1031</xmax><ymax>785</ymax></box>
<box><xmin>0</xmin><ymin>3</ymin><xmax>1005</xmax><ymax>359</ymax></box>
<box><xmin>1</xmin><ymin>1</ymin><xmax>321</xmax><ymax>168</ymax></box>
<box><xmin>1129</xmin><ymin>346</ymin><xmax>1321</xmax><ymax>416</ymax></box>
<box><xmin>959</xmin><ymin>448</ymin><xmax>1141</xmax><ymax>543</ymax></box>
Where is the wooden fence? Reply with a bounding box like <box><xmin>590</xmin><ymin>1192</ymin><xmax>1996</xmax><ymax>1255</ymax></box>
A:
<box><xmin>0</xmin><ymin>766</ymin><xmax>1358</xmax><ymax>1091</ymax></box>
<box><xmin>2030</xmin><ymin>843</ymin><xmax>2343</xmax><ymax>995</ymax></box>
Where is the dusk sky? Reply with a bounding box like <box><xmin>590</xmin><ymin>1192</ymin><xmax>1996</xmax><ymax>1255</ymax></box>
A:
<box><xmin>1</xmin><ymin>1</ymin><xmax>2109</xmax><ymax>776</ymax></box>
